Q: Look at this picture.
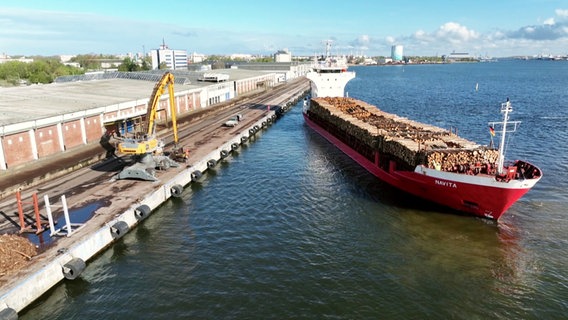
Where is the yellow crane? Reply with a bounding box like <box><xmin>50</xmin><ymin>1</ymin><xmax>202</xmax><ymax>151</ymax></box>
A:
<box><xmin>115</xmin><ymin>72</ymin><xmax>186</xmax><ymax>181</ymax></box>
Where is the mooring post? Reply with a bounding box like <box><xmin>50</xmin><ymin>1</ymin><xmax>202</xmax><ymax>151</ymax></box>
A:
<box><xmin>32</xmin><ymin>193</ymin><xmax>44</xmax><ymax>234</ymax></box>
<box><xmin>61</xmin><ymin>195</ymin><xmax>72</xmax><ymax>237</ymax></box>
<box><xmin>44</xmin><ymin>195</ymin><xmax>56</xmax><ymax>236</ymax></box>
<box><xmin>16</xmin><ymin>190</ymin><xmax>26</xmax><ymax>232</ymax></box>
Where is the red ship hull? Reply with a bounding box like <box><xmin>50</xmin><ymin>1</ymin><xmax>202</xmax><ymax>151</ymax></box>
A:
<box><xmin>304</xmin><ymin>113</ymin><xmax>539</xmax><ymax>220</ymax></box>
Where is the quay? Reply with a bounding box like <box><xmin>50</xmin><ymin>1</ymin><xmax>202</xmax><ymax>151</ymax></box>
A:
<box><xmin>0</xmin><ymin>70</ymin><xmax>310</xmax><ymax>318</ymax></box>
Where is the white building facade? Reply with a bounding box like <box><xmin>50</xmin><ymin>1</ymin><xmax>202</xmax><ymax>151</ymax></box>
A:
<box><xmin>274</xmin><ymin>49</ymin><xmax>292</xmax><ymax>63</ymax></box>
<box><xmin>151</xmin><ymin>43</ymin><xmax>188</xmax><ymax>70</ymax></box>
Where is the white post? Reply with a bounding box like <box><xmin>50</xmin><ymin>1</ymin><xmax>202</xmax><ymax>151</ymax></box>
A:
<box><xmin>79</xmin><ymin>117</ymin><xmax>87</xmax><ymax>145</ymax></box>
<box><xmin>61</xmin><ymin>195</ymin><xmax>72</xmax><ymax>237</ymax></box>
<box><xmin>29</xmin><ymin>129</ymin><xmax>38</xmax><ymax>160</ymax></box>
<box><xmin>497</xmin><ymin>100</ymin><xmax>511</xmax><ymax>175</ymax></box>
<box><xmin>57</xmin><ymin>122</ymin><xmax>65</xmax><ymax>151</ymax></box>
<box><xmin>44</xmin><ymin>195</ymin><xmax>56</xmax><ymax>236</ymax></box>
<box><xmin>0</xmin><ymin>136</ymin><xmax>6</xmax><ymax>170</ymax></box>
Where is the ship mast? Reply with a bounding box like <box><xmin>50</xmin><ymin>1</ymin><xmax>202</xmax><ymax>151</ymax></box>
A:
<box><xmin>324</xmin><ymin>39</ymin><xmax>332</xmax><ymax>59</ymax></box>
<box><xmin>492</xmin><ymin>98</ymin><xmax>520</xmax><ymax>175</ymax></box>
<box><xmin>497</xmin><ymin>99</ymin><xmax>511</xmax><ymax>174</ymax></box>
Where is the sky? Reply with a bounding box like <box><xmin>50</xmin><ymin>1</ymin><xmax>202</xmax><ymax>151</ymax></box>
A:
<box><xmin>1</xmin><ymin>0</ymin><xmax>568</xmax><ymax>58</ymax></box>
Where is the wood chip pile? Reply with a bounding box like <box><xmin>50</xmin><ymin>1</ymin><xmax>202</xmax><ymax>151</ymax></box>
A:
<box><xmin>0</xmin><ymin>234</ymin><xmax>37</xmax><ymax>278</ymax></box>
<box><xmin>310</xmin><ymin>97</ymin><xmax>499</xmax><ymax>171</ymax></box>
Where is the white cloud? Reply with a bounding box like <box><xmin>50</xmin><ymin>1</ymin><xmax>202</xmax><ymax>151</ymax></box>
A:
<box><xmin>412</xmin><ymin>29</ymin><xmax>432</xmax><ymax>43</ymax></box>
<box><xmin>347</xmin><ymin>35</ymin><xmax>372</xmax><ymax>53</ymax></box>
<box><xmin>357</xmin><ymin>35</ymin><xmax>370</xmax><ymax>45</ymax></box>
<box><xmin>543</xmin><ymin>18</ymin><xmax>555</xmax><ymax>25</ymax></box>
<box><xmin>380</xmin><ymin>10</ymin><xmax>568</xmax><ymax>57</ymax></box>
<box><xmin>556</xmin><ymin>9</ymin><xmax>568</xmax><ymax>18</ymax></box>
<box><xmin>413</xmin><ymin>30</ymin><xmax>426</xmax><ymax>39</ymax></box>
<box><xmin>435</xmin><ymin>22</ymin><xmax>479</xmax><ymax>43</ymax></box>
<box><xmin>3</xmin><ymin>6</ymin><xmax>568</xmax><ymax>57</ymax></box>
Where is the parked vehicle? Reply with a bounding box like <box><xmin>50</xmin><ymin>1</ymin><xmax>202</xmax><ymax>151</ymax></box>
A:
<box><xmin>224</xmin><ymin>114</ymin><xmax>244</xmax><ymax>127</ymax></box>
<box><xmin>224</xmin><ymin>116</ymin><xmax>239</xmax><ymax>127</ymax></box>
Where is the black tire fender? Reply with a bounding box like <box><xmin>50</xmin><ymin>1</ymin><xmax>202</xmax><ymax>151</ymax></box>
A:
<box><xmin>62</xmin><ymin>257</ymin><xmax>86</xmax><ymax>280</ymax></box>
<box><xmin>170</xmin><ymin>184</ymin><xmax>183</xmax><ymax>197</ymax></box>
<box><xmin>110</xmin><ymin>220</ymin><xmax>129</xmax><ymax>239</ymax></box>
<box><xmin>0</xmin><ymin>308</ymin><xmax>17</xmax><ymax>320</ymax></box>
<box><xmin>191</xmin><ymin>170</ymin><xmax>203</xmax><ymax>181</ymax></box>
<box><xmin>134</xmin><ymin>204</ymin><xmax>151</xmax><ymax>221</ymax></box>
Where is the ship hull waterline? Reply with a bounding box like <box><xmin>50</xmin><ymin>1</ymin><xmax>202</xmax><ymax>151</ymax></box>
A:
<box><xmin>303</xmin><ymin>113</ymin><xmax>537</xmax><ymax>220</ymax></box>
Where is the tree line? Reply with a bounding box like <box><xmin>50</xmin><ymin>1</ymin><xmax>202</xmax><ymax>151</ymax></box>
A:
<box><xmin>0</xmin><ymin>55</ymin><xmax>152</xmax><ymax>86</ymax></box>
<box><xmin>0</xmin><ymin>57</ymin><xmax>83</xmax><ymax>86</ymax></box>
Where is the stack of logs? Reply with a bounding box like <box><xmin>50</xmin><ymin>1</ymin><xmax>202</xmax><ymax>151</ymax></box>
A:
<box><xmin>310</xmin><ymin>97</ymin><xmax>500</xmax><ymax>173</ymax></box>
<box><xmin>426</xmin><ymin>149</ymin><xmax>500</xmax><ymax>173</ymax></box>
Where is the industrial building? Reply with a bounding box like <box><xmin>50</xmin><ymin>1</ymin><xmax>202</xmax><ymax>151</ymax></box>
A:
<box><xmin>274</xmin><ymin>49</ymin><xmax>292</xmax><ymax>63</ymax></box>
<box><xmin>0</xmin><ymin>67</ymin><xmax>305</xmax><ymax>171</ymax></box>
<box><xmin>150</xmin><ymin>41</ymin><xmax>188</xmax><ymax>70</ymax></box>
<box><xmin>237</xmin><ymin>62</ymin><xmax>311</xmax><ymax>83</ymax></box>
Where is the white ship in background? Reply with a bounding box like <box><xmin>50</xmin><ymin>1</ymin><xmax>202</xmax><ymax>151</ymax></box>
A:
<box><xmin>306</xmin><ymin>40</ymin><xmax>355</xmax><ymax>98</ymax></box>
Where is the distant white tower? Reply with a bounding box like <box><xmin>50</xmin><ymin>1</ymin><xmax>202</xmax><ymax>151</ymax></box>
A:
<box><xmin>391</xmin><ymin>45</ymin><xmax>404</xmax><ymax>61</ymax></box>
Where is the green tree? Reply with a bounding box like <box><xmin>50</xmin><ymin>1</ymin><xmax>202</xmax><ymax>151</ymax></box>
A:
<box><xmin>0</xmin><ymin>61</ymin><xmax>28</xmax><ymax>81</ymax></box>
<box><xmin>70</xmin><ymin>54</ymin><xmax>118</xmax><ymax>70</ymax></box>
<box><xmin>140</xmin><ymin>56</ymin><xmax>151</xmax><ymax>70</ymax></box>
<box><xmin>0</xmin><ymin>57</ymin><xmax>84</xmax><ymax>86</ymax></box>
<box><xmin>118</xmin><ymin>57</ymin><xmax>139</xmax><ymax>72</ymax></box>
<box><xmin>28</xmin><ymin>71</ymin><xmax>52</xmax><ymax>84</ymax></box>
<box><xmin>211</xmin><ymin>61</ymin><xmax>226</xmax><ymax>69</ymax></box>
<box><xmin>251</xmin><ymin>57</ymin><xmax>273</xmax><ymax>62</ymax></box>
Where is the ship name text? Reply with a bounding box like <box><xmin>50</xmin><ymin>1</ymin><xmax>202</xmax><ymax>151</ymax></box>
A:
<box><xmin>435</xmin><ymin>180</ymin><xmax>457</xmax><ymax>188</ymax></box>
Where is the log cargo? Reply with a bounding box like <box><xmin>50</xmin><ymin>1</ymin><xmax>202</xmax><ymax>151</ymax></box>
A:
<box><xmin>308</xmin><ymin>97</ymin><xmax>500</xmax><ymax>175</ymax></box>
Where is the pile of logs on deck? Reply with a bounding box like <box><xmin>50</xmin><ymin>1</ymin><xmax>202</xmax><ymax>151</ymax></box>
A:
<box><xmin>310</xmin><ymin>97</ymin><xmax>500</xmax><ymax>172</ymax></box>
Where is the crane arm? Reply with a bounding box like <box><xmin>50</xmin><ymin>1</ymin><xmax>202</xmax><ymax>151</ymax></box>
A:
<box><xmin>117</xmin><ymin>72</ymin><xmax>179</xmax><ymax>155</ymax></box>
<box><xmin>145</xmin><ymin>72</ymin><xmax>176</xmax><ymax>140</ymax></box>
<box><xmin>167</xmin><ymin>77</ymin><xmax>178</xmax><ymax>144</ymax></box>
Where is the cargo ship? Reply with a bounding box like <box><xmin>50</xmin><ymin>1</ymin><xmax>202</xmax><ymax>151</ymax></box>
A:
<box><xmin>303</xmin><ymin>47</ymin><xmax>542</xmax><ymax>220</ymax></box>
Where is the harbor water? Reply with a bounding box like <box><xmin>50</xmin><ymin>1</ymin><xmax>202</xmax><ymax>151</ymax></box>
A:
<box><xmin>21</xmin><ymin>61</ymin><xmax>568</xmax><ymax>319</ymax></box>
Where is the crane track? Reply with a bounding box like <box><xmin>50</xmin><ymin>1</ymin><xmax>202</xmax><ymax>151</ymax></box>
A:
<box><xmin>159</xmin><ymin>78</ymin><xmax>309</xmax><ymax>148</ymax></box>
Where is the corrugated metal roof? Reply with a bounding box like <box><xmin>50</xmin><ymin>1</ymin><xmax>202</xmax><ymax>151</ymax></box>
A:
<box><xmin>0</xmin><ymin>69</ymin><xmax>273</xmax><ymax>126</ymax></box>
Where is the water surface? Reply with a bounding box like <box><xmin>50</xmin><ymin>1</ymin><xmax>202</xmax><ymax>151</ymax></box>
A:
<box><xmin>22</xmin><ymin>61</ymin><xmax>568</xmax><ymax>319</ymax></box>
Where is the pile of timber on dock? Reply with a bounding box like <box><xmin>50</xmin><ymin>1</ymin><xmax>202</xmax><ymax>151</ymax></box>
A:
<box><xmin>309</xmin><ymin>97</ymin><xmax>500</xmax><ymax>172</ymax></box>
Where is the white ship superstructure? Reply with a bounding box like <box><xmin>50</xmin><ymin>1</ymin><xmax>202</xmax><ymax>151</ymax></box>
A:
<box><xmin>306</xmin><ymin>41</ymin><xmax>355</xmax><ymax>98</ymax></box>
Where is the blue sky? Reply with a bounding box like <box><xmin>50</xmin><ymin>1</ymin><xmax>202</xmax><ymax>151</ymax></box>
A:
<box><xmin>1</xmin><ymin>0</ymin><xmax>567</xmax><ymax>57</ymax></box>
